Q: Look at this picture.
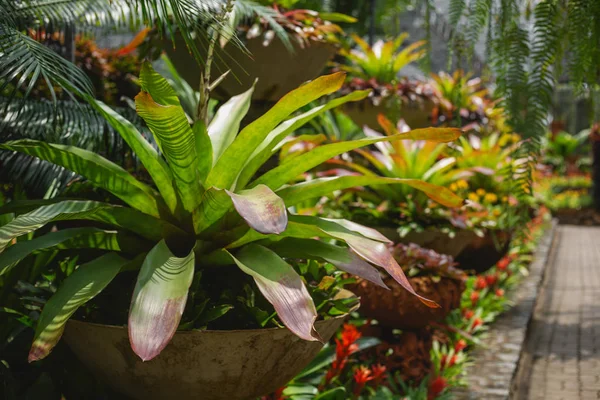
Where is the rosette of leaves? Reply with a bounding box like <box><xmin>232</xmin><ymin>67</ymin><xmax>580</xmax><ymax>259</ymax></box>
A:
<box><xmin>392</xmin><ymin>243</ymin><xmax>466</xmax><ymax>281</ymax></box>
<box><xmin>0</xmin><ymin>64</ymin><xmax>462</xmax><ymax>363</ymax></box>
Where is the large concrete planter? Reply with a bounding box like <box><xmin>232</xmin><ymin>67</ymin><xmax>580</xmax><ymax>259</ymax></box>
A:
<box><xmin>165</xmin><ymin>35</ymin><xmax>337</xmax><ymax>102</ymax></box>
<box><xmin>64</xmin><ymin>314</ymin><xmax>347</xmax><ymax>400</ymax></box>
<box><xmin>342</xmin><ymin>97</ymin><xmax>435</xmax><ymax>129</ymax></box>
<box><xmin>375</xmin><ymin>227</ymin><xmax>478</xmax><ymax>258</ymax></box>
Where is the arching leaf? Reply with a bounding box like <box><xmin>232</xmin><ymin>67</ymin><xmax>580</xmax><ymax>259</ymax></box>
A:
<box><xmin>129</xmin><ymin>240</ymin><xmax>195</xmax><ymax>361</ymax></box>
<box><xmin>225</xmin><ymin>184</ymin><xmax>287</xmax><ymax>235</ymax></box>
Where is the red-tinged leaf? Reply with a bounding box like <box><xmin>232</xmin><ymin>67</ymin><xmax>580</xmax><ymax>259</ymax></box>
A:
<box><xmin>226</xmin><ymin>184</ymin><xmax>288</xmax><ymax>234</ymax></box>
<box><xmin>115</xmin><ymin>28</ymin><xmax>150</xmax><ymax>56</ymax></box>
<box><xmin>228</xmin><ymin>244</ymin><xmax>320</xmax><ymax>342</ymax></box>
<box><xmin>29</xmin><ymin>253</ymin><xmax>132</xmax><ymax>362</ymax></box>
<box><xmin>290</xmin><ymin>216</ymin><xmax>439</xmax><ymax>309</ymax></box>
<box><xmin>321</xmin><ymin>218</ymin><xmax>391</xmax><ymax>244</ymax></box>
<box><xmin>129</xmin><ymin>240</ymin><xmax>194</xmax><ymax>361</ymax></box>
<box><xmin>269</xmin><ymin>238</ymin><xmax>388</xmax><ymax>289</ymax></box>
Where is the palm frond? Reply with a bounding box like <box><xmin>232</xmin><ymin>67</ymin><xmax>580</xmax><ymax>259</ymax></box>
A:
<box><xmin>0</xmin><ymin>97</ymin><xmax>150</xmax><ymax>197</ymax></box>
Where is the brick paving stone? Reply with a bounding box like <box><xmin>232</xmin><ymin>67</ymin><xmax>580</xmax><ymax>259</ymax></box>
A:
<box><xmin>512</xmin><ymin>225</ymin><xmax>600</xmax><ymax>400</ymax></box>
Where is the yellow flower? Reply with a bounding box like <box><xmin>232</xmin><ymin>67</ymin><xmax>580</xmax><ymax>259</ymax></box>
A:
<box><xmin>493</xmin><ymin>209</ymin><xmax>501</xmax><ymax>217</ymax></box>
<box><xmin>468</xmin><ymin>192</ymin><xmax>479</xmax><ymax>202</ymax></box>
<box><xmin>502</xmin><ymin>196</ymin><xmax>508</xmax><ymax>203</ymax></box>
<box><xmin>476</xmin><ymin>188</ymin><xmax>486</xmax><ymax>196</ymax></box>
<box><xmin>512</xmin><ymin>133</ymin><xmax>521</xmax><ymax>142</ymax></box>
<box><xmin>449</xmin><ymin>183</ymin><xmax>458</xmax><ymax>192</ymax></box>
<box><xmin>484</xmin><ymin>193</ymin><xmax>498</xmax><ymax>203</ymax></box>
<box><xmin>457</xmin><ymin>180</ymin><xmax>469</xmax><ymax>190</ymax></box>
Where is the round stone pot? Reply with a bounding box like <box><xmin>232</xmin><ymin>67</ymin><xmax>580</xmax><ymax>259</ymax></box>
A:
<box><xmin>455</xmin><ymin>230</ymin><xmax>512</xmax><ymax>273</ymax></box>
<box><xmin>64</xmin><ymin>314</ymin><xmax>348</xmax><ymax>400</ymax></box>
<box><xmin>351</xmin><ymin>275</ymin><xmax>465</xmax><ymax>330</ymax></box>
<box><xmin>165</xmin><ymin>35</ymin><xmax>337</xmax><ymax>102</ymax></box>
<box><xmin>376</xmin><ymin>227</ymin><xmax>478</xmax><ymax>258</ymax></box>
<box><xmin>342</xmin><ymin>97</ymin><xmax>435</xmax><ymax>129</ymax></box>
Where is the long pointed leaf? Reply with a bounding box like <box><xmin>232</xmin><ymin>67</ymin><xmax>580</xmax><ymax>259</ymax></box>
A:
<box><xmin>276</xmin><ymin>176</ymin><xmax>464</xmax><ymax>208</ymax></box>
<box><xmin>135</xmin><ymin>91</ymin><xmax>202</xmax><ymax>214</ymax></box>
<box><xmin>85</xmin><ymin>97</ymin><xmax>178</xmax><ymax>214</ymax></box>
<box><xmin>0</xmin><ymin>140</ymin><xmax>165</xmax><ymax>217</ymax></box>
<box><xmin>0</xmin><ymin>228</ymin><xmax>149</xmax><ymax>277</ymax></box>
<box><xmin>229</xmin><ymin>244</ymin><xmax>320</xmax><ymax>342</ymax></box>
<box><xmin>269</xmin><ymin>238</ymin><xmax>387</xmax><ymax>289</ymax></box>
<box><xmin>225</xmin><ymin>184</ymin><xmax>287</xmax><ymax>235</ymax></box>
<box><xmin>251</xmin><ymin>127</ymin><xmax>462</xmax><ymax>191</ymax></box>
<box><xmin>206</xmin><ymin>73</ymin><xmax>347</xmax><ymax>190</ymax></box>
<box><xmin>28</xmin><ymin>253</ymin><xmax>131</xmax><ymax>362</ymax></box>
<box><xmin>208</xmin><ymin>84</ymin><xmax>254</xmax><ymax>165</ymax></box>
<box><xmin>192</xmin><ymin>121</ymin><xmax>213</xmax><ymax>183</ymax></box>
<box><xmin>236</xmin><ymin>90</ymin><xmax>371</xmax><ymax>188</ymax></box>
<box><xmin>289</xmin><ymin>216</ymin><xmax>439</xmax><ymax>308</ymax></box>
<box><xmin>129</xmin><ymin>240</ymin><xmax>195</xmax><ymax>361</ymax></box>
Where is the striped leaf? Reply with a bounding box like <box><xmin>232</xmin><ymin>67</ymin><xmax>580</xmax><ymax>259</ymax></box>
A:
<box><xmin>0</xmin><ymin>140</ymin><xmax>165</xmax><ymax>217</ymax></box>
<box><xmin>129</xmin><ymin>240</ymin><xmax>195</xmax><ymax>361</ymax></box>
<box><xmin>28</xmin><ymin>253</ymin><xmax>132</xmax><ymax>362</ymax></box>
<box><xmin>229</xmin><ymin>244</ymin><xmax>320</xmax><ymax>342</ymax></box>
<box><xmin>136</xmin><ymin>91</ymin><xmax>202</xmax><ymax>214</ymax></box>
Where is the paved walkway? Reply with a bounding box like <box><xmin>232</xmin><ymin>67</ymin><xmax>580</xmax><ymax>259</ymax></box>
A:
<box><xmin>514</xmin><ymin>225</ymin><xmax>600</xmax><ymax>400</ymax></box>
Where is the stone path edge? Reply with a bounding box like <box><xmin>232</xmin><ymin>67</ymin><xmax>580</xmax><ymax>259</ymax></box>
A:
<box><xmin>452</xmin><ymin>219</ymin><xmax>558</xmax><ymax>400</ymax></box>
<box><xmin>509</xmin><ymin>219</ymin><xmax>559</xmax><ymax>399</ymax></box>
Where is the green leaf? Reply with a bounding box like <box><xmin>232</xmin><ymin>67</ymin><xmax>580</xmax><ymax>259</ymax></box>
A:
<box><xmin>206</xmin><ymin>72</ymin><xmax>347</xmax><ymax>190</ymax></box>
<box><xmin>236</xmin><ymin>90</ymin><xmax>370</xmax><ymax>189</ymax></box>
<box><xmin>85</xmin><ymin>97</ymin><xmax>178</xmax><ymax>214</ymax></box>
<box><xmin>0</xmin><ymin>228</ymin><xmax>149</xmax><ymax>277</ymax></box>
<box><xmin>228</xmin><ymin>244</ymin><xmax>320</xmax><ymax>342</ymax></box>
<box><xmin>197</xmin><ymin>304</ymin><xmax>234</xmax><ymax>326</ymax></box>
<box><xmin>207</xmin><ymin>84</ymin><xmax>254</xmax><ymax>165</ymax></box>
<box><xmin>318</xmin><ymin>12</ymin><xmax>358</xmax><ymax>23</ymax></box>
<box><xmin>129</xmin><ymin>240</ymin><xmax>195</xmax><ymax>361</ymax></box>
<box><xmin>269</xmin><ymin>238</ymin><xmax>387</xmax><ymax>288</ymax></box>
<box><xmin>314</xmin><ymin>387</ymin><xmax>347</xmax><ymax>400</ymax></box>
<box><xmin>135</xmin><ymin>91</ymin><xmax>202</xmax><ymax>214</ymax></box>
<box><xmin>223</xmin><ymin>221</ymin><xmax>330</xmax><ymax>249</ymax></box>
<box><xmin>277</xmin><ymin>176</ymin><xmax>464</xmax><ymax>208</ymax></box>
<box><xmin>251</xmin><ymin>127</ymin><xmax>462</xmax><ymax>191</ymax></box>
<box><xmin>0</xmin><ymin>140</ymin><xmax>165</xmax><ymax>217</ymax></box>
<box><xmin>28</xmin><ymin>253</ymin><xmax>132</xmax><ymax>362</ymax></box>
<box><xmin>225</xmin><ymin>184</ymin><xmax>288</xmax><ymax>235</ymax></box>
<box><xmin>192</xmin><ymin>120</ymin><xmax>212</xmax><ymax>184</ymax></box>
<box><xmin>192</xmin><ymin>187</ymin><xmax>233</xmax><ymax>235</ymax></box>
<box><xmin>139</xmin><ymin>61</ymin><xmax>180</xmax><ymax>107</ymax></box>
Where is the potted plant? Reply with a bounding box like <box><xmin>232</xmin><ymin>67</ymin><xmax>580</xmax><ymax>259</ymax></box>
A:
<box><xmin>335</xmin><ymin>34</ymin><xmax>438</xmax><ymax>128</ymax></box>
<box><xmin>0</xmin><ymin>63</ymin><xmax>463</xmax><ymax>399</ymax></box>
<box><xmin>161</xmin><ymin>3</ymin><xmax>352</xmax><ymax>102</ymax></box>
<box><xmin>352</xmin><ymin>243</ymin><xmax>466</xmax><ymax>330</ymax></box>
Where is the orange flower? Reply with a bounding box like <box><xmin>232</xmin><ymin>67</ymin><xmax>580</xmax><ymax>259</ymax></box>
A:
<box><xmin>472</xmin><ymin>317</ymin><xmax>483</xmax><ymax>330</ymax></box>
<box><xmin>475</xmin><ymin>276</ymin><xmax>487</xmax><ymax>290</ymax></box>
<box><xmin>497</xmin><ymin>256</ymin><xmax>510</xmax><ymax>270</ymax></box>
<box><xmin>495</xmin><ymin>288</ymin><xmax>505</xmax><ymax>297</ymax></box>
<box><xmin>353</xmin><ymin>366</ymin><xmax>373</xmax><ymax>396</ymax></box>
<box><xmin>454</xmin><ymin>339</ymin><xmax>467</xmax><ymax>352</ymax></box>
<box><xmin>470</xmin><ymin>291</ymin><xmax>480</xmax><ymax>306</ymax></box>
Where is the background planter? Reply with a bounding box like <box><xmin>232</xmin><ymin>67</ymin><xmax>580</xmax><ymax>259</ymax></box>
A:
<box><xmin>351</xmin><ymin>275</ymin><xmax>465</xmax><ymax>330</ymax></box>
<box><xmin>455</xmin><ymin>230</ymin><xmax>512</xmax><ymax>273</ymax></box>
<box><xmin>166</xmin><ymin>35</ymin><xmax>337</xmax><ymax>102</ymax></box>
<box><xmin>342</xmin><ymin>97</ymin><xmax>435</xmax><ymax>129</ymax></box>
<box><xmin>376</xmin><ymin>227</ymin><xmax>478</xmax><ymax>258</ymax></box>
<box><xmin>64</xmin><ymin>315</ymin><xmax>347</xmax><ymax>400</ymax></box>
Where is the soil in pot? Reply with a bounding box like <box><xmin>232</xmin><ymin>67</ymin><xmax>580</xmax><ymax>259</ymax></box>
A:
<box><xmin>165</xmin><ymin>35</ymin><xmax>337</xmax><ymax>102</ymax></box>
<box><xmin>351</xmin><ymin>275</ymin><xmax>465</xmax><ymax>330</ymax></box>
<box><xmin>455</xmin><ymin>230</ymin><xmax>512</xmax><ymax>273</ymax></box>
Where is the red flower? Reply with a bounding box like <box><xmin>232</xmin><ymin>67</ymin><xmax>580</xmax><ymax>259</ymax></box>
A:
<box><xmin>371</xmin><ymin>364</ymin><xmax>387</xmax><ymax>386</ymax></box>
<box><xmin>497</xmin><ymin>256</ymin><xmax>510</xmax><ymax>270</ymax></box>
<box><xmin>440</xmin><ymin>354</ymin><xmax>447</xmax><ymax>368</ymax></box>
<box><xmin>495</xmin><ymin>288</ymin><xmax>505</xmax><ymax>297</ymax></box>
<box><xmin>485</xmin><ymin>274</ymin><xmax>498</xmax><ymax>286</ymax></box>
<box><xmin>454</xmin><ymin>339</ymin><xmax>467</xmax><ymax>352</ymax></box>
<box><xmin>448</xmin><ymin>355</ymin><xmax>458</xmax><ymax>367</ymax></box>
<box><xmin>353</xmin><ymin>366</ymin><xmax>373</xmax><ymax>396</ymax></box>
<box><xmin>428</xmin><ymin>376</ymin><xmax>447</xmax><ymax>399</ymax></box>
<box><xmin>472</xmin><ymin>317</ymin><xmax>483</xmax><ymax>330</ymax></box>
<box><xmin>470</xmin><ymin>291</ymin><xmax>480</xmax><ymax>306</ymax></box>
<box><xmin>323</xmin><ymin>324</ymin><xmax>362</xmax><ymax>386</ymax></box>
<box><xmin>463</xmin><ymin>309</ymin><xmax>474</xmax><ymax>320</ymax></box>
<box><xmin>340</xmin><ymin>324</ymin><xmax>361</xmax><ymax>349</ymax></box>
<box><xmin>475</xmin><ymin>276</ymin><xmax>487</xmax><ymax>290</ymax></box>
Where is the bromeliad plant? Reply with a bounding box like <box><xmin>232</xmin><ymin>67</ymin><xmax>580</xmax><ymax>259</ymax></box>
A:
<box><xmin>0</xmin><ymin>64</ymin><xmax>463</xmax><ymax>363</ymax></box>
